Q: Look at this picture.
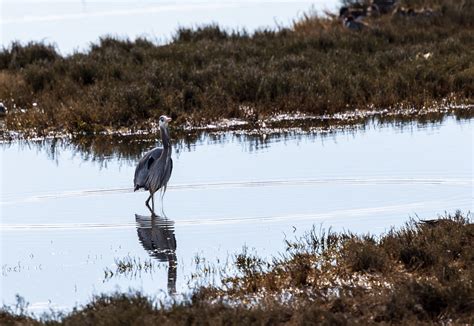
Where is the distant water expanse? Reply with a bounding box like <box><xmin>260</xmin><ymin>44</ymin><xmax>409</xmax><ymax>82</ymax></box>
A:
<box><xmin>1</xmin><ymin>0</ymin><xmax>338</xmax><ymax>54</ymax></box>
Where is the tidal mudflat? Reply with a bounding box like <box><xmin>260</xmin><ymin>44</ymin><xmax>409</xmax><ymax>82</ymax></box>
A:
<box><xmin>1</xmin><ymin>115</ymin><xmax>472</xmax><ymax>313</ymax></box>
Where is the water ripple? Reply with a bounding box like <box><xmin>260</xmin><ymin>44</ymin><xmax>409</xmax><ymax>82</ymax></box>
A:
<box><xmin>1</xmin><ymin>177</ymin><xmax>471</xmax><ymax>205</ymax></box>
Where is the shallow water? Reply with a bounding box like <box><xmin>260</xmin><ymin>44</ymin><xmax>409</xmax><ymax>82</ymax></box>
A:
<box><xmin>0</xmin><ymin>116</ymin><xmax>473</xmax><ymax>312</ymax></box>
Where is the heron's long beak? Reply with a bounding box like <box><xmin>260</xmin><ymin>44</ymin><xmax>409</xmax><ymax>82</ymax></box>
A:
<box><xmin>165</xmin><ymin>117</ymin><xmax>172</xmax><ymax>123</ymax></box>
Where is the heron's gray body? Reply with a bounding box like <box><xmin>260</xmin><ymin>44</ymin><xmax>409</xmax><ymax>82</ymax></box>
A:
<box><xmin>133</xmin><ymin>147</ymin><xmax>173</xmax><ymax>193</ymax></box>
<box><xmin>134</xmin><ymin>116</ymin><xmax>173</xmax><ymax>213</ymax></box>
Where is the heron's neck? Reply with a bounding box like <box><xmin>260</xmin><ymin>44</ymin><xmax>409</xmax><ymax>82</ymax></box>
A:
<box><xmin>160</xmin><ymin>126</ymin><xmax>171</xmax><ymax>149</ymax></box>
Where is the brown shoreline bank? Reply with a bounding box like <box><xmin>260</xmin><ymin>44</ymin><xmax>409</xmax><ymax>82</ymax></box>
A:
<box><xmin>1</xmin><ymin>103</ymin><xmax>472</xmax><ymax>142</ymax></box>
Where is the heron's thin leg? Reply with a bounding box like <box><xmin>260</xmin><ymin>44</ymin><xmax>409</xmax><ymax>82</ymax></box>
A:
<box><xmin>145</xmin><ymin>194</ymin><xmax>154</xmax><ymax>215</ymax></box>
<box><xmin>160</xmin><ymin>186</ymin><xmax>166</xmax><ymax>202</ymax></box>
<box><xmin>159</xmin><ymin>186</ymin><xmax>167</xmax><ymax>217</ymax></box>
<box><xmin>145</xmin><ymin>194</ymin><xmax>151</xmax><ymax>208</ymax></box>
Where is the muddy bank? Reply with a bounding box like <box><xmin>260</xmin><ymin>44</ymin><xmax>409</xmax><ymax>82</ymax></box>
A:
<box><xmin>1</xmin><ymin>103</ymin><xmax>472</xmax><ymax>142</ymax></box>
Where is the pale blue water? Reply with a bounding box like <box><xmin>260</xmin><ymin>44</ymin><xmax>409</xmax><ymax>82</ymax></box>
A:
<box><xmin>0</xmin><ymin>116</ymin><xmax>473</xmax><ymax>312</ymax></box>
<box><xmin>2</xmin><ymin>0</ymin><xmax>338</xmax><ymax>54</ymax></box>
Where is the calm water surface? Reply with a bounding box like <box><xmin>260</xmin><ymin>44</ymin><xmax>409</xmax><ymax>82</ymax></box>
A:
<box><xmin>1</xmin><ymin>116</ymin><xmax>473</xmax><ymax>312</ymax></box>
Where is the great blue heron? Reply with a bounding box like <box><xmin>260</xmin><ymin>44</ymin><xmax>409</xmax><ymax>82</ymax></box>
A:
<box><xmin>134</xmin><ymin>115</ymin><xmax>173</xmax><ymax>214</ymax></box>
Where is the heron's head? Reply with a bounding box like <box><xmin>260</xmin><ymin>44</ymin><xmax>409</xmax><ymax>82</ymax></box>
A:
<box><xmin>159</xmin><ymin>115</ymin><xmax>172</xmax><ymax>128</ymax></box>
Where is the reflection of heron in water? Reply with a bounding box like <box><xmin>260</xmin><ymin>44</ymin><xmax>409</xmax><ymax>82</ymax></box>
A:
<box><xmin>135</xmin><ymin>214</ymin><xmax>177</xmax><ymax>294</ymax></box>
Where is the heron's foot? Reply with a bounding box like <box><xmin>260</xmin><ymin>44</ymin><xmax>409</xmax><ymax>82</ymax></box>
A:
<box><xmin>146</xmin><ymin>204</ymin><xmax>156</xmax><ymax>215</ymax></box>
<box><xmin>147</xmin><ymin>205</ymin><xmax>158</xmax><ymax>217</ymax></box>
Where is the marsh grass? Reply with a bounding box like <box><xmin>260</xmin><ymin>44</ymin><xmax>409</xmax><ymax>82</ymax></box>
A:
<box><xmin>0</xmin><ymin>0</ymin><xmax>473</xmax><ymax>136</ymax></box>
<box><xmin>103</xmin><ymin>256</ymin><xmax>159</xmax><ymax>281</ymax></box>
<box><xmin>2</xmin><ymin>212</ymin><xmax>472</xmax><ymax>325</ymax></box>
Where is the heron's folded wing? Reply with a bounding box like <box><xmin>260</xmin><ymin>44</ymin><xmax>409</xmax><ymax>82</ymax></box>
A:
<box><xmin>134</xmin><ymin>147</ymin><xmax>163</xmax><ymax>188</ymax></box>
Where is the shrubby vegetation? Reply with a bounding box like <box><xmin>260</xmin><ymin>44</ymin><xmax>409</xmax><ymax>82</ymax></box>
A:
<box><xmin>0</xmin><ymin>0</ymin><xmax>472</xmax><ymax>135</ymax></box>
<box><xmin>1</xmin><ymin>212</ymin><xmax>472</xmax><ymax>324</ymax></box>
